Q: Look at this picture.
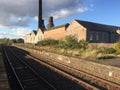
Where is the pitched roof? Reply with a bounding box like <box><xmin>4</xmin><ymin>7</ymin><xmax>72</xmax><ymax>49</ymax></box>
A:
<box><xmin>46</xmin><ymin>23</ymin><xmax>69</xmax><ymax>31</ymax></box>
<box><xmin>33</xmin><ymin>30</ymin><xmax>37</xmax><ymax>35</ymax></box>
<box><xmin>75</xmin><ymin>20</ymin><xmax>119</xmax><ymax>32</ymax></box>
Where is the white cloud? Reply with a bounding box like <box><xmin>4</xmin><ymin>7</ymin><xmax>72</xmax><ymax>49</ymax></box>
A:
<box><xmin>34</xmin><ymin>16</ymin><xmax>38</xmax><ymax>21</ymax></box>
<box><xmin>43</xmin><ymin>0</ymin><xmax>90</xmax><ymax>19</ymax></box>
<box><xmin>12</xmin><ymin>28</ymin><xmax>32</xmax><ymax>38</ymax></box>
<box><xmin>52</xmin><ymin>9</ymin><xmax>71</xmax><ymax>19</ymax></box>
<box><xmin>52</xmin><ymin>7</ymin><xmax>88</xmax><ymax>19</ymax></box>
<box><xmin>0</xmin><ymin>27</ymin><xmax>32</xmax><ymax>39</ymax></box>
<box><xmin>0</xmin><ymin>24</ymin><xmax>9</xmax><ymax>29</ymax></box>
<box><xmin>0</xmin><ymin>0</ymin><xmax>37</xmax><ymax>27</ymax></box>
<box><xmin>0</xmin><ymin>0</ymin><xmax>92</xmax><ymax>27</ymax></box>
<box><xmin>0</xmin><ymin>0</ymin><xmax>92</xmax><ymax>39</ymax></box>
<box><xmin>77</xmin><ymin>7</ymin><xmax>88</xmax><ymax>12</ymax></box>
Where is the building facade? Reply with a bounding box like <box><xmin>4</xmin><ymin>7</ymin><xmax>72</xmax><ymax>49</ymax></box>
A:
<box><xmin>24</xmin><ymin>19</ymin><xmax>120</xmax><ymax>44</ymax></box>
<box><xmin>24</xmin><ymin>0</ymin><xmax>120</xmax><ymax>44</ymax></box>
<box><xmin>44</xmin><ymin>24</ymin><xmax>69</xmax><ymax>40</ymax></box>
<box><xmin>67</xmin><ymin>20</ymin><xmax>120</xmax><ymax>43</ymax></box>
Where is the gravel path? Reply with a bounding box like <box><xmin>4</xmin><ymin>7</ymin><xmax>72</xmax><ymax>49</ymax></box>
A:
<box><xmin>92</xmin><ymin>57</ymin><xmax>120</xmax><ymax>67</ymax></box>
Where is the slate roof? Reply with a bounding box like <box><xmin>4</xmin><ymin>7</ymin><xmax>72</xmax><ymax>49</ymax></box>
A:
<box><xmin>33</xmin><ymin>30</ymin><xmax>37</xmax><ymax>35</ymax></box>
<box><xmin>46</xmin><ymin>23</ymin><xmax>69</xmax><ymax>31</ymax></box>
<box><xmin>75</xmin><ymin>20</ymin><xmax>119</xmax><ymax>32</ymax></box>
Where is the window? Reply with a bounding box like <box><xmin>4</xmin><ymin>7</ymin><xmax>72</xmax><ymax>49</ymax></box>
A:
<box><xmin>90</xmin><ymin>33</ymin><xmax>93</xmax><ymax>41</ymax></box>
<box><xmin>96</xmin><ymin>32</ymin><xmax>99</xmax><ymax>41</ymax></box>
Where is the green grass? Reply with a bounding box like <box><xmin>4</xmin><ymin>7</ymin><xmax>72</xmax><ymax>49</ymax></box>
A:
<box><xmin>16</xmin><ymin>43</ymin><xmax>117</xmax><ymax>60</ymax></box>
<box><xmin>16</xmin><ymin>36</ymin><xmax>119</xmax><ymax>60</ymax></box>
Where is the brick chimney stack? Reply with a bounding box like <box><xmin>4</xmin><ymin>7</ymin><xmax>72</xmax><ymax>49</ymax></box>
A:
<box><xmin>47</xmin><ymin>16</ymin><xmax>54</xmax><ymax>29</ymax></box>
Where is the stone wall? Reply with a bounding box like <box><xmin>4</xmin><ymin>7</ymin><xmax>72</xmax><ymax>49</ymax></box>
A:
<box><xmin>18</xmin><ymin>46</ymin><xmax>120</xmax><ymax>84</ymax></box>
<box><xmin>88</xmin><ymin>43</ymin><xmax>114</xmax><ymax>48</ymax></box>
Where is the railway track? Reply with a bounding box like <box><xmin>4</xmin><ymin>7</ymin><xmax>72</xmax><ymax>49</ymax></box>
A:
<box><xmin>3</xmin><ymin>46</ymin><xmax>101</xmax><ymax>90</ymax></box>
<box><xmin>2</xmin><ymin>46</ymin><xmax>56</xmax><ymax>90</ymax></box>
<box><xmin>14</xmin><ymin>46</ymin><xmax>120</xmax><ymax>90</ymax></box>
<box><xmin>30</xmin><ymin>52</ymin><xmax>120</xmax><ymax>90</ymax></box>
<box><xmin>3</xmin><ymin>46</ymin><xmax>120</xmax><ymax>90</ymax></box>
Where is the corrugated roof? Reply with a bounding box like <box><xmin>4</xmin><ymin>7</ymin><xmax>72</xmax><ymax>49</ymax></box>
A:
<box><xmin>75</xmin><ymin>20</ymin><xmax>119</xmax><ymax>32</ymax></box>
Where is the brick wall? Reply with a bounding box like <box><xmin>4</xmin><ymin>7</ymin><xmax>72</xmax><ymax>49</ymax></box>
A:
<box><xmin>44</xmin><ymin>26</ymin><xmax>66</xmax><ymax>40</ymax></box>
<box><xmin>18</xmin><ymin>46</ymin><xmax>120</xmax><ymax>84</ymax></box>
<box><xmin>44</xmin><ymin>20</ymin><xmax>87</xmax><ymax>41</ymax></box>
<box><xmin>66</xmin><ymin>20</ymin><xmax>87</xmax><ymax>41</ymax></box>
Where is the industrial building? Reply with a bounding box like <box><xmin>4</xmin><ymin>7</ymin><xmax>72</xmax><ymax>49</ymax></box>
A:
<box><xmin>24</xmin><ymin>0</ymin><xmax>120</xmax><ymax>44</ymax></box>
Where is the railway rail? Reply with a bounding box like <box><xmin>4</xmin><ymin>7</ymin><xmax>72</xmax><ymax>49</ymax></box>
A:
<box><xmin>31</xmin><ymin>51</ymin><xmax>120</xmax><ymax>90</ymax></box>
<box><xmin>14</xmin><ymin>46</ymin><xmax>120</xmax><ymax>90</ymax></box>
<box><xmin>3</xmin><ymin>46</ymin><xmax>120</xmax><ymax>90</ymax></box>
<box><xmin>2</xmin><ymin>46</ymin><xmax>56</xmax><ymax>90</ymax></box>
<box><xmin>3</xmin><ymin>46</ymin><xmax>101</xmax><ymax>90</ymax></box>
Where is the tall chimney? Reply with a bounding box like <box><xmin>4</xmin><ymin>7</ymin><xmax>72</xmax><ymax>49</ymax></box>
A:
<box><xmin>47</xmin><ymin>16</ymin><xmax>54</xmax><ymax>29</ymax></box>
<box><xmin>38</xmin><ymin>0</ymin><xmax>42</xmax><ymax>28</ymax></box>
<box><xmin>41</xmin><ymin>19</ymin><xmax>45</xmax><ymax>29</ymax></box>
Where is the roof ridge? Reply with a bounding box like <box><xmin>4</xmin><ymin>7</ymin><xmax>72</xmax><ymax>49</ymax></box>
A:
<box><xmin>46</xmin><ymin>23</ymin><xmax>69</xmax><ymax>31</ymax></box>
<box><xmin>75</xmin><ymin>19</ymin><xmax>119</xmax><ymax>32</ymax></box>
<box><xmin>75</xmin><ymin>19</ymin><xmax>119</xmax><ymax>28</ymax></box>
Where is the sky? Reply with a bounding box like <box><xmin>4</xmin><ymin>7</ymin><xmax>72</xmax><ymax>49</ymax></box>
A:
<box><xmin>0</xmin><ymin>0</ymin><xmax>120</xmax><ymax>39</ymax></box>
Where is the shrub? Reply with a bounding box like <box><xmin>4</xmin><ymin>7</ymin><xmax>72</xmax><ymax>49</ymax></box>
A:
<box><xmin>64</xmin><ymin>35</ymin><xmax>78</xmax><ymax>44</ymax></box>
<box><xmin>97</xmin><ymin>53</ymin><xmax>115</xmax><ymax>59</ymax></box>
<box><xmin>48</xmin><ymin>39</ymin><xmax>59</xmax><ymax>45</ymax></box>
<box><xmin>114</xmin><ymin>42</ymin><xmax>120</xmax><ymax>50</ymax></box>
<box><xmin>114</xmin><ymin>42</ymin><xmax>120</xmax><ymax>54</ymax></box>
<box><xmin>58</xmin><ymin>35</ymin><xmax>78</xmax><ymax>49</ymax></box>
<box><xmin>81</xmin><ymin>48</ymin><xmax>115</xmax><ymax>60</ymax></box>
<box><xmin>81</xmin><ymin>48</ymin><xmax>98</xmax><ymax>60</ymax></box>
<box><xmin>104</xmin><ymin>48</ymin><xmax>116</xmax><ymax>54</ymax></box>
<box><xmin>36</xmin><ymin>39</ymin><xmax>58</xmax><ymax>46</ymax></box>
<box><xmin>78</xmin><ymin>40</ymin><xmax>88</xmax><ymax>49</ymax></box>
<box><xmin>58</xmin><ymin>40</ymin><xmax>69</xmax><ymax>49</ymax></box>
<box><xmin>36</xmin><ymin>40</ymin><xmax>48</xmax><ymax>46</ymax></box>
<box><xmin>58</xmin><ymin>36</ymin><xmax>88</xmax><ymax>49</ymax></box>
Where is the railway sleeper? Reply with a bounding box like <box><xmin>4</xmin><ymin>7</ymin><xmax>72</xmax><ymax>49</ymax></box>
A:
<box><xmin>3</xmin><ymin>47</ymin><xmax>56</xmax><ymax>90</ymax></box>
<box><xmin>24</xmin><ymin>84</ymin><xmax>47</xmax><ymax>90</ymax></box>
<box><xmin>22</xmin><ymin>78</ymin><xmax>38</xmax><ymax>83</ymax></box>
<box><xmin>19</xmin><ymin>75</ymin><xmax>36</xmax><ymax>80</ymax></box>
<box><xmin>23</xmin><ymin>80</ymin><xmax>40</xmax><ymax>86</ymax></box>
<box><xmin>15</xmin><ymin>66</ymin><xmax>26</xmax><ymax>70</ymax></box>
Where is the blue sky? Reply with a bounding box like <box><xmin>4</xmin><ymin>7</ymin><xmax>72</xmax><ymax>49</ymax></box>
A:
<box><xmin>54</xmin><ymin>0</ymin><xmax>120</xmax><ymax>26</ymax></box>
<box><xmin>0</xmin><ymin>0</ymin><xmax>120</xmax><ymax>39</ymax></box>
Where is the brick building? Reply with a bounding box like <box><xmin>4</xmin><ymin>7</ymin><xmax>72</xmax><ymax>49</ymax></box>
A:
<box><xmin>24</xmin><ymin>0</ymin><xmax>120</xmax><ymax>44</ymax></box>
<box><xmin>24</xmin><ymin>19</ymin><xmax>120</xmax><ymax>44</ymax></box>
<box><xmin>44</xmin><ymin>23</ymin><xmax>69</xmax><ymax>40</ymax></box>
<box><xmin>66</xmin><ymin>20</ymin><xmax>120</xmax><ymax>43</ymax></box>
